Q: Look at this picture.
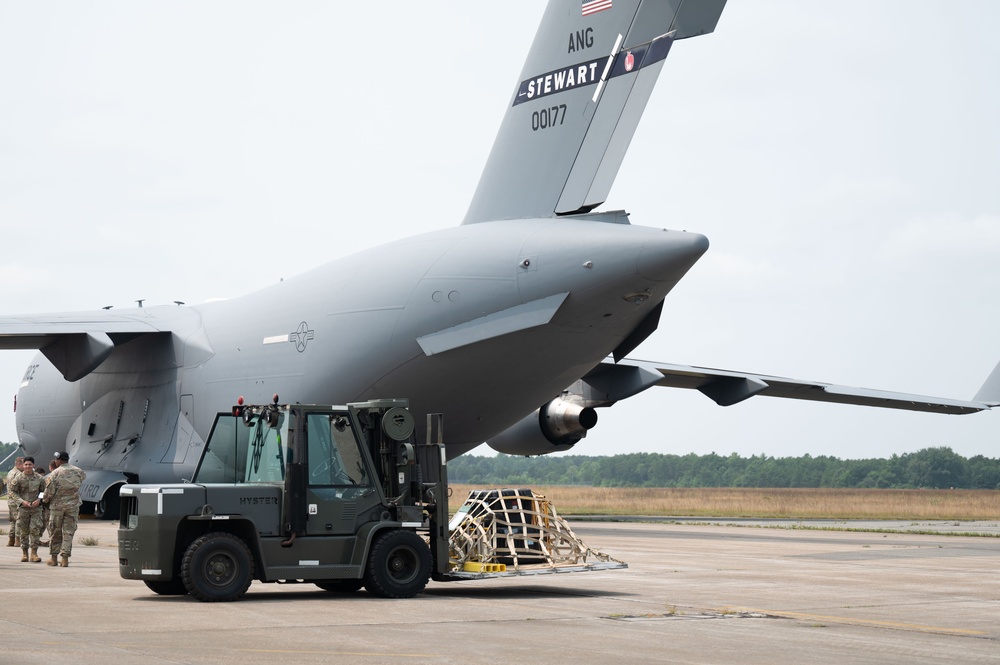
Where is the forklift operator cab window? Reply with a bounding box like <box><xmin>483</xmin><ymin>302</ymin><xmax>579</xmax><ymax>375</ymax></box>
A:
<box><xmin>194</xmin><ymin>412</ymin><xmax>288</xmax><ymax>484</ymax></box>
<box><xmin>307</xmin><ymin>413</ymin><xmax>369</xmax><ymax>487</ymax></box>
<box><xmin>243</xmin><ymin>413</ymin><xmax>288</xmax><ymax>483</ymax></box>
<box><xmin>195</xmin><ymin>415</ymin><xmax>252</xmax><ymax>484</ymax></box>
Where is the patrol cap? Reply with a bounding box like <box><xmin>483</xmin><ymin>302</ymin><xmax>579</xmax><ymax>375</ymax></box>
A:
<box><xmin>54</xmin><ymin>451</ymin><xmax>70</xmax><ymax>461</ymax></box>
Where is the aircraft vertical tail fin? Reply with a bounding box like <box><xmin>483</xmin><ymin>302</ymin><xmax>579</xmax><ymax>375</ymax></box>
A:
<box><xmin>463</xmin><ymin>0</ymin><xmax>727</xmax><ymax>225</ymax></box>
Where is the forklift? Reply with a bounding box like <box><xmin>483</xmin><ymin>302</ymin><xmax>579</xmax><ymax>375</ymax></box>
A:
<box><xmin>117</xmin><ymin>397</ymin><xmax>624</xmax><ymax>601</ymax></box>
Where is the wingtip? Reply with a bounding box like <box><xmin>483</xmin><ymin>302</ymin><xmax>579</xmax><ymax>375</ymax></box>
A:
<box><xmin>972</xmin><ymin>359</ymin><xmax>1000</xmax><ymax>405</ymax></box>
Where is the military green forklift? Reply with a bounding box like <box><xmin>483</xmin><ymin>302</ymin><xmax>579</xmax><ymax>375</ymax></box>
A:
<box><xmin>117</xmin><ymin>397</ymin><xmax>452</xmax><ymax>601</ymax></box>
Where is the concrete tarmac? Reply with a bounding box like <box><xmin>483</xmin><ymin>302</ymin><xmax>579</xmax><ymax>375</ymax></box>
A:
<box><xmin>1</xmin><ymin>516</ymin><xmax>997</xmax><ymax>664</ymax></box>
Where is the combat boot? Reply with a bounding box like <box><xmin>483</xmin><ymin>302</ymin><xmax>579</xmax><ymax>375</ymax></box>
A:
<box><xmin>46</xmin><ymin>553</ymin><xmax>58</xmax><ymax>566</ymax></box>
<box><xmin>13</xmin><ymin>536</ymin><xmax>20</xmax><ymax>547</ymax></box>
<box><xmin>59</xmin><ymin>554</ymin><xmax>69</xmax><ymax>567</ymax></box>
<box><xmin>20</xmin><ymin>549</ymin><xmax>28</xmax><ymax>563</ymax></box>
<box><xmin>29</xmin><ymin>548</ymin><xmax>41</xmax><ymax>563</ymax></box>
<box><xmin>6</xmin><ymin>533</ymin><xmax>14</xmax><ymax>547</ymax></box>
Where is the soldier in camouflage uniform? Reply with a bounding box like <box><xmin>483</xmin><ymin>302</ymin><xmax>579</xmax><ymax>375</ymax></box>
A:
<box><xmin>10</xmin><ymin>457</ymin><xmax>44</xmax><ymax>562</ymax></box>
<box><xmin>6</xmin><ymin>457</ymin><xmax>25</xmax><ymax>547</ymax></box>
<box><xmin>42</xmin><ymin>451</ymin><xmax>86</xmax><ymax>567</ymax></box>
<box><xmin>38</xmin><ymin>460</ymin><xmax>58</xmax><ymax>547</ymax></box>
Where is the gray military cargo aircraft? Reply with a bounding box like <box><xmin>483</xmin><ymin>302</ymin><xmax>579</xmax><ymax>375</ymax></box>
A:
<box><xmin>3</xmin><ymin>0</ymin><xmax>999</xmax><ymax>518</ymax></box>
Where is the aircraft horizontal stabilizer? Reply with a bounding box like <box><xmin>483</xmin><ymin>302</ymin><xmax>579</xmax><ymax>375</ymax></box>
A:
<box><xmin>669</xmin><ymin>0</ymin><xmax>727</xmax><ymax>40</ymax></box>
<box><xmin>611</xmin><ymin>358</ymin><xmax>996</xmax><ymax>415</ymax></box>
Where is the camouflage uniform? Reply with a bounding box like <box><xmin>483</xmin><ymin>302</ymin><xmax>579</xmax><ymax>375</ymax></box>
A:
<box><xmin>10</xmin><ymin>470</ymin><xmax>45</xmax><ymax>557</ymax></box>
<box><xmin>43</xmin><ymin>462</ymin><xmax>86</xmax><ymax>564</ymax></box>
<box><xmin>6</xmin><ymin>466</ymin><xmax>23</xmax><ymax>547</ymax></box>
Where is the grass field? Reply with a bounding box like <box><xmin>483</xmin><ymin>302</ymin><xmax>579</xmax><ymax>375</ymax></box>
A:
<box><xmin>450</xmin><ymin>485</ymin><xmax>1000</xmax><ymax>520</ymax></box>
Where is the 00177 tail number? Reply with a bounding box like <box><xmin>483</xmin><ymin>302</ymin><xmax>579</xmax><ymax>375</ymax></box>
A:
<box><xmin>532</xmin><ymin>104</ymin><xmax>567</xmax><ymax>131</ymax></box>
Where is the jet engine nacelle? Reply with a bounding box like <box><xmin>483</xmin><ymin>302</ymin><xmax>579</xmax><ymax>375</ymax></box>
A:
<box><xmin>486</xmin><ymin>398</ymin><xmax>598</xmax><ymax>456</ymax></box>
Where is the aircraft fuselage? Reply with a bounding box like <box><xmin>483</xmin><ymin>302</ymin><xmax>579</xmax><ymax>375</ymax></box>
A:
<box><xmin>15</xmin><ymin>218</ymin><xmax>707</xmax><ymax>495</ymax></box>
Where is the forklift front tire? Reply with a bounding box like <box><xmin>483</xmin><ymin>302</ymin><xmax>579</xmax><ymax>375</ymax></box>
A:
<box><xmin>363</xmin><ymin>529</ymin><xmax>431</xmax><ymax>598</ymax></box>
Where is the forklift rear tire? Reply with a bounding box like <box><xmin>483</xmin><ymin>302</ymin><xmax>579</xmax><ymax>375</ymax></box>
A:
<box><xmin>181</xmin><ymin>532</ymin><xmax>255</xmax><ymax>602</ymax></box>
<box><xmin>144</xmin><ymin>578</ymin><xmax>188</xmax><ymax>596</ymax></box>
<box><xmin>315</xmin><ymin>579</ymin><xmax>365</xmax><ymax>593</ymax></box>
<box><xmin>363</xmin><ymin>529</ymin><xmax>431</xmax><ymax>598</ymax></box>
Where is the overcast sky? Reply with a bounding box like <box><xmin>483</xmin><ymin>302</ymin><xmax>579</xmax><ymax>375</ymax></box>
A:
<box><xmin>1</xmin><ymin>1</ymin><xmax>997</xmax><ymax>460</ymax></box>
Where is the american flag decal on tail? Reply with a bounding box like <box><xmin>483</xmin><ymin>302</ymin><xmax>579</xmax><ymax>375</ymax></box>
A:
<box><xmin>582</xmin><ymin>0</ymin><xmax>612</xmax><ymax>17</ymax></box>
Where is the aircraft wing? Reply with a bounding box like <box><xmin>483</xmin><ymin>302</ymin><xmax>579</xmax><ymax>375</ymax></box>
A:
<box><xmin>585</xmin><ymin>358</ymin><xmax>1000</xmax><ymax>415</ymax></box>
<box><xmin>0</xmin><ymin>310</ymin><xmax>167</xmax><ymax>381</ymax></box>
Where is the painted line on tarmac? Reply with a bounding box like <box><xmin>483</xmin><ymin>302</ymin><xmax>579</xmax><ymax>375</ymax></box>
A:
<box><xmin>240</xmin><ymin>648</ymin><xmax>442</xmax><ymax>658</ymax></box>
<box><xmin>730</xmin><ymin>607</ymin><xmax>988</xmax><ymax>637</ymax></box>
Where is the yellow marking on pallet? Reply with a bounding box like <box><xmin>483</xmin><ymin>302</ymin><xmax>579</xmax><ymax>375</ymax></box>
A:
<box><xmin>462</xmin><ymin>561</ymin><xmax>507</xmax><ymax>573</ymax></box>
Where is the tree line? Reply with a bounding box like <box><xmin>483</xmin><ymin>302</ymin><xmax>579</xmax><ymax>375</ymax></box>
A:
<box><xmin>5</xmin><ymin>441</ymin><xmax>998</xmax><ymax>489</ymax></box>
<box><xmin>0</xmin><ymin>442</ymin><xmax>20</xmax><ymax>475</ymax></box>
<box><xmin>448</xmin><ymin>447</ymin><xmax>1000</xmax><ymax>490</ymax></box>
